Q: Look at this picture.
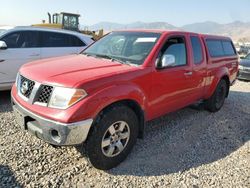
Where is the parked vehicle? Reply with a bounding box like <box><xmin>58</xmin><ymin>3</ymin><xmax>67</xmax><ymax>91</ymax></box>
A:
<box><xmin>236</xmin><ymin>45</ymin><xmax>250</xmax><ymax>55</ymax></box>
<box><xmin>0</xmin><ymin>26</ymin><xmax>93</xmax><ymax>90</ymax></box>
<box><xmin>33</xmin><ymin>12</ymin><xmax>104</xmax><ymax>40</ymax></box>
<box><xmin>11</xmin><ymin>30</ymin><xmax>238</xmax><ymax>170</ymax></box>
<box><xmin>238</xmin><ymin>53</ymin><xmax>250</xmax><ymax>81</ymax></box>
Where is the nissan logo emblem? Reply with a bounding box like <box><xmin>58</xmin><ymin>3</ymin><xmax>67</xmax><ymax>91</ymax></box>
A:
<box><xmin>21</xmin><ymin>81</ymin><xmax>29</xmax><ymax>95</ymax></box>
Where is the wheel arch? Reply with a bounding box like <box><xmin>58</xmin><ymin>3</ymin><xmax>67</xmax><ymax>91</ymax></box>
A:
<box><xmin>221</xmin><ymin>75</ymin><xmax>230</xmax><ymax>97</ymax></box>
<box><xmin>205</xmin><ymin>68</ymin><xmax>230</xmax><ymax>99</ymax></box>
<box><xmin>93</xmin><ymin>99</ymin><xmax>145</xmax><ymax>139</ymax></box>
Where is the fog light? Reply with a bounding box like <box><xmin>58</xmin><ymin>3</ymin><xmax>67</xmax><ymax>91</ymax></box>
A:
<box><xmin>51</xmin><ymin>129</ymin><xmax>61</xmax><ymax>143</ymax></box>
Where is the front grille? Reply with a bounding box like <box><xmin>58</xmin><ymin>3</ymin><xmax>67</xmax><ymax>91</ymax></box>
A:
<box><xmin>19</xmin><ymin>75</ymin><xmax>35</xmax><ymax>98</ymax></box>
<box><xmin>18</xmin><ymin>74</ymin><xmax>54</xmax><ymax>106</ymax></box>
<box><xmin>243</xmin><ymin>67</ymin><xmax>250</xmax><ymax>72</ymax></box>
<box><xmin>37</xmin><ymin>85</ymin><xmax>54</xmax><ymax>104</ymax></box>
<box><xmin>238</xmin><ymin>72</ymin><xmax>250</xmax><ymax>80</ymax></box>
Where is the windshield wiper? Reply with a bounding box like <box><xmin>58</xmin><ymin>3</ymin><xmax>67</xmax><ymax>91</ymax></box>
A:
<box><xmin>94</xmin><ymin>54</ymin><xmax>131</xmax><ymax>65</ymax></box>
<box><xmin>82</xmin><ymin>52</ymin><xmax>96</xmax><ymax>57</ymax></box>
<box><xmin>82</xmin><ymin>53</ymin><xmax>134</xmax><ymax>66</ymax></box>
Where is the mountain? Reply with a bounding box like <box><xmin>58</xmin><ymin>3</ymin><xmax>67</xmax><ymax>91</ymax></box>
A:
<box><xmin>85</xmin><ymin>21</ymin><xmax>250</xmax><ymax>42</ymax></box>
<box><xmin>182</xmin><ymin>21</ymin><xmax>222</xmax><ymax>34</ymax></box>
<box><xmin>86</xmin><ymin>22</ymin><xmax>124</xmax><ymax>31</ymax></box>
<box><xmin>125</xmin><ymin>22</ymin><xmax>178</xmax><ymax>30</ymax></box>
<box><xmin>182</xmin><ymin>21</ymin><xmax>250</xmax><ymax>41</ymax></box>
<box><xmin>87</xmin><ymin>21</ymin><xmax>178</xmax><ymax>31</ymax></box>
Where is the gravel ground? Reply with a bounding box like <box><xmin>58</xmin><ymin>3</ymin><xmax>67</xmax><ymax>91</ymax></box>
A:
<box><xmin>0</xmin><ymin>81</ymin><xmax>249</xmax><ymax>188</ymax></box>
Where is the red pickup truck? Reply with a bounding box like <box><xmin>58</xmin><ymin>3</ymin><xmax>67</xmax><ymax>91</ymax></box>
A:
<box><xmin>11</xmin><ymin>30</ymin><xmax>238</xmax><ymax>170</ymax></box>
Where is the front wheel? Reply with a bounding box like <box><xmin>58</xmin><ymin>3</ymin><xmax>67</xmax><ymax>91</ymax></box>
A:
<box><xmin>205</xmin><ymin>79</ymin><xmax>228</xmax><ymax>112</ymax></box>
<box><xmin>86</xmin><ymin>105</ymin><xmax>139</xmax><ymax>170</ymax></box>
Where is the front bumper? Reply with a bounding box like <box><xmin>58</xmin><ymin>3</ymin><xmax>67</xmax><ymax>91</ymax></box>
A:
<box><xmin>237</xmin><ymin>69</ymin><xmax>250</xmax><ymax>81</ymax></box>
<box><xmin>12</xmin><ymin>97</ymin><xmax>93</xmax><ymax>146</ymax></box>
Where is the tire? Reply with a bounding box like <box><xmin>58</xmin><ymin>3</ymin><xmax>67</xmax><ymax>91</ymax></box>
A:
<box><xmin>205</xmin><ymin>79</ymin><xmax>228</xmax><ymax>112</ymax></box>
<box><xmin>86</xmin><ymin>105</ymin><xmax>139</xmax><ymax>170</ymax></box>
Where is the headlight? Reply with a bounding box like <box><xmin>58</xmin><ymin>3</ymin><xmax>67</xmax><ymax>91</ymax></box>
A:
<box><xmin>239</xmin><ymin>65</ymin><xmax>243</xmax><ymax>70</ymax></box>
<box><xmin>48</xmin><ymin>87</ymin><xmax>87</xmax><ymax>109</ymax></box>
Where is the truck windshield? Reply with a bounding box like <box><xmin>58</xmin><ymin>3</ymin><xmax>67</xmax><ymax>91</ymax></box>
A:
<box><xmin>82</xmin><ymin>31</ymin><xmax>161</xmax><ymax>65</ymax></box>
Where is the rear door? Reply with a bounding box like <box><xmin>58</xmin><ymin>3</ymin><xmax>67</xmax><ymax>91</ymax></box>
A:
<box><xmin>40</xmin><ymin>31</ymin><xmax>81</xmax><ymax>58</ymax></box>
<box><xmin>0</xmin><ymin>31</ymin><xmax>40</xmax><ymax>84</ymax></box>
<box><xmin>188</xmin><ymin>35</ymin><xmax>207</xmax><ymax>99</ymax></box>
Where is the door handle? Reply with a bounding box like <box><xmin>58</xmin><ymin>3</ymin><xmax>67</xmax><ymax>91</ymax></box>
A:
<box><xmin>0</xmin><ymin>59</ymin><xmax>5</xmax><ymax>63</ymax></box>
<box><xmin>184</xmin><ymin>71</ymin><xmax>193</xmax><ymax>76</ymax></box>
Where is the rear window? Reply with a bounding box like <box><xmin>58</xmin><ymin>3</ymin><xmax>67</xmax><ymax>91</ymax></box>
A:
<box><xmin>41</xmin><ymin>31</ymin><xmax>70</xmax><ymax>47</ymax></box>
<box><xmin>206</xmin><ymin>40</ymin><xmax>224</xmax><ymax>57</ymax></box>
<box><xmin>206</xmin><ymin>39</ymin><xmax>236</xmax><ymax>57</ymax></box>
<box><xmin>70</xmin><ymin>35</ymin><xmax>86</xmax><ymax>47</ymax></box>
<box><xmin>222</xmin><ymin>41</ymin><xmax>236</xmax><ymax>56</ymax></box>
<box><xmin>40</xmin><ymin>32</ymin><xmax>86</xmax><ymax>47</ymax></box>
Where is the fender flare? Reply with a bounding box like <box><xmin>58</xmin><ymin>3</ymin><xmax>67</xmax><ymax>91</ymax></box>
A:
<box><xmin>91</xmin><ymin>84</ymin><xmax>147</xmax><ymax>116</ymax></box>
<box><xmin>205</xmin><ymin>67</ymin><xmax>230</xmax><ymax>99</ymax></box>
<box><xmin>80</xmin><ymin>83</ymin><xmax>147</xmax><ymax>138</ymax></box>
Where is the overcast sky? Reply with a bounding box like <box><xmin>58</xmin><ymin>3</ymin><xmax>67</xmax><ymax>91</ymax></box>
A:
<box><xmin>1</xmin><ymin>0</ymin><xmax>250</xmax><ymax>26</ymax></box>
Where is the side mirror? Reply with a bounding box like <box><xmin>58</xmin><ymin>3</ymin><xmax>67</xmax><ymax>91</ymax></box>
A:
<box><xmin>0</xmin><ymin>41</ymin><xmax>7</xmax><ymax>50</ymax></box>
<box><xmin>156</xmin><ymin>54</ymin><xmax>175</xmax><ymax>69</ymax></box>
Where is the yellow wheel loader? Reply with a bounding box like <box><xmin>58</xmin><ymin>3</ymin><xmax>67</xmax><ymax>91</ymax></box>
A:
<box><xmin>33</xmin><ymin>12</ymin><xmax>104</xmax><ymax>41</ymax></box>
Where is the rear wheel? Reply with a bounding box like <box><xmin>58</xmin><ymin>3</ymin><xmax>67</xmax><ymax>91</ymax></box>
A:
<box><xmin>205</xmin><ymin>79</ymin><xmax>228</xmax><ymax>112</ymax></box>
<box><xmin>86</xmin><ymin>105</ymin><xmax>139</xmax><ymax>170</ymax></box>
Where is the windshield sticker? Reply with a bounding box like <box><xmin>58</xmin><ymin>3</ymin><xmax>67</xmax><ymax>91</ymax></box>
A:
<box><xmin>135</xmin><ymin>37</ymin><xmax>157</xmax><ymax>43</ymax></box>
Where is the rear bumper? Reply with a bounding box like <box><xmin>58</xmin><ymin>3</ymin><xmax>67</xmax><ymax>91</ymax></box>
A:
<box><xmin>237</xmin><ymin>70</ymin><xmax>250</xmax><ymax>81</ymax></box>
<box><xmin>12</xmin><ymin>97</ymin><xmax>93</xmax><ymax>146</ymax></box>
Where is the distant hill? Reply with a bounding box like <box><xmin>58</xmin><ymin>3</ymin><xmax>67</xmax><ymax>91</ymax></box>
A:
<box><xmin>182</xmin><ymin>21</ymin><xmax>222</xmax><ymax>34</ymax></box>
<box><xmin>84</xmin><ymin>21</ymin><xmax>250</xmax><ymax>42</ymax></box>
<box><xmin>86</xmin><ymin>21</ymin><xmax>178</xmax><ymax>31</ymax></box>
<box><xmin>86</xmin><ymin>22</ymin><xmax>124</xmax><ymax>31</ymax></box>
<box><xmin>182</xmin><ymin>21</ymin><xmax>250</xmax><ymax>42</ymax></box>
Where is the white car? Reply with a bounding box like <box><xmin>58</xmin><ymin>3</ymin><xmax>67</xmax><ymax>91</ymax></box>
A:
<box><xmin>0</xmin><ymin>26</ymin><xmax>94</xmax><ymax>90</ymax></box>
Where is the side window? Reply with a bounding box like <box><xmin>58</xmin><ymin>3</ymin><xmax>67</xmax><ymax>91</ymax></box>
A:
<box><xmin>222</xmin><ymin>41</ymin><xmax>236</xmax><ymax>56</ymax></box>
<box><xmin>161</xmin><ymin>37</ymin><xmax>187</xmax><ymax>67</ymax></box>
<box><xmin>41</xmin><ymin>32</ymin><xmax>71</xmax><ymax>47</ymax></box>
<box><xmin>1</xmin><ymin>31</ymin><xmax>39</xmax><ymax>48</ymax></box>
<box><xmin>1</xmin><ymin>32</ymin><xmax>21</xmax><ymax>48</ymax></box>
<box><xmin>70</xmin><ymin>35</ymin><xmax>86</xmax><ymax>47</ymax></box>
<box><xmin>206</xmin><ymin>40</ymin><xmax>224</xmax><ymax>57</ymax></box>
<box><xmin>190</xmin><ymin>36</ymin><xmax>203</xmax><ymax>64</ymax></box>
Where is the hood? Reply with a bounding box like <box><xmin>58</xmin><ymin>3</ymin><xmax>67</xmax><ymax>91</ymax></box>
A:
<box><xmin>20</xmin><ymin>55</ymin><xmax>137</xmax><ymax>88</ymax></box>
<box><xmin>240</xmin><ymin>59</ymin><xmax>250</xmax><ymax>67</ymax></box>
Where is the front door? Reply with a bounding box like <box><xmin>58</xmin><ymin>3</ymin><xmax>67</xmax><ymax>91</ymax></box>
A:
<box><xmin>0</xmin><ymin>31</ymin><xmax>41</xmax><ymax>84</ymax></box>
<box><xmin>149</xmin><ymin>35</ymin><xmax>195</xmax><ymax>119</ymax></box>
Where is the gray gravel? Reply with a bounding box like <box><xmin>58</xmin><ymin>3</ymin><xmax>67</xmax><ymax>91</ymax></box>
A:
<box><xmin>0</xmin><ymin>81</ymin><xmax>250</xmax><ymax>188</ymax></box>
